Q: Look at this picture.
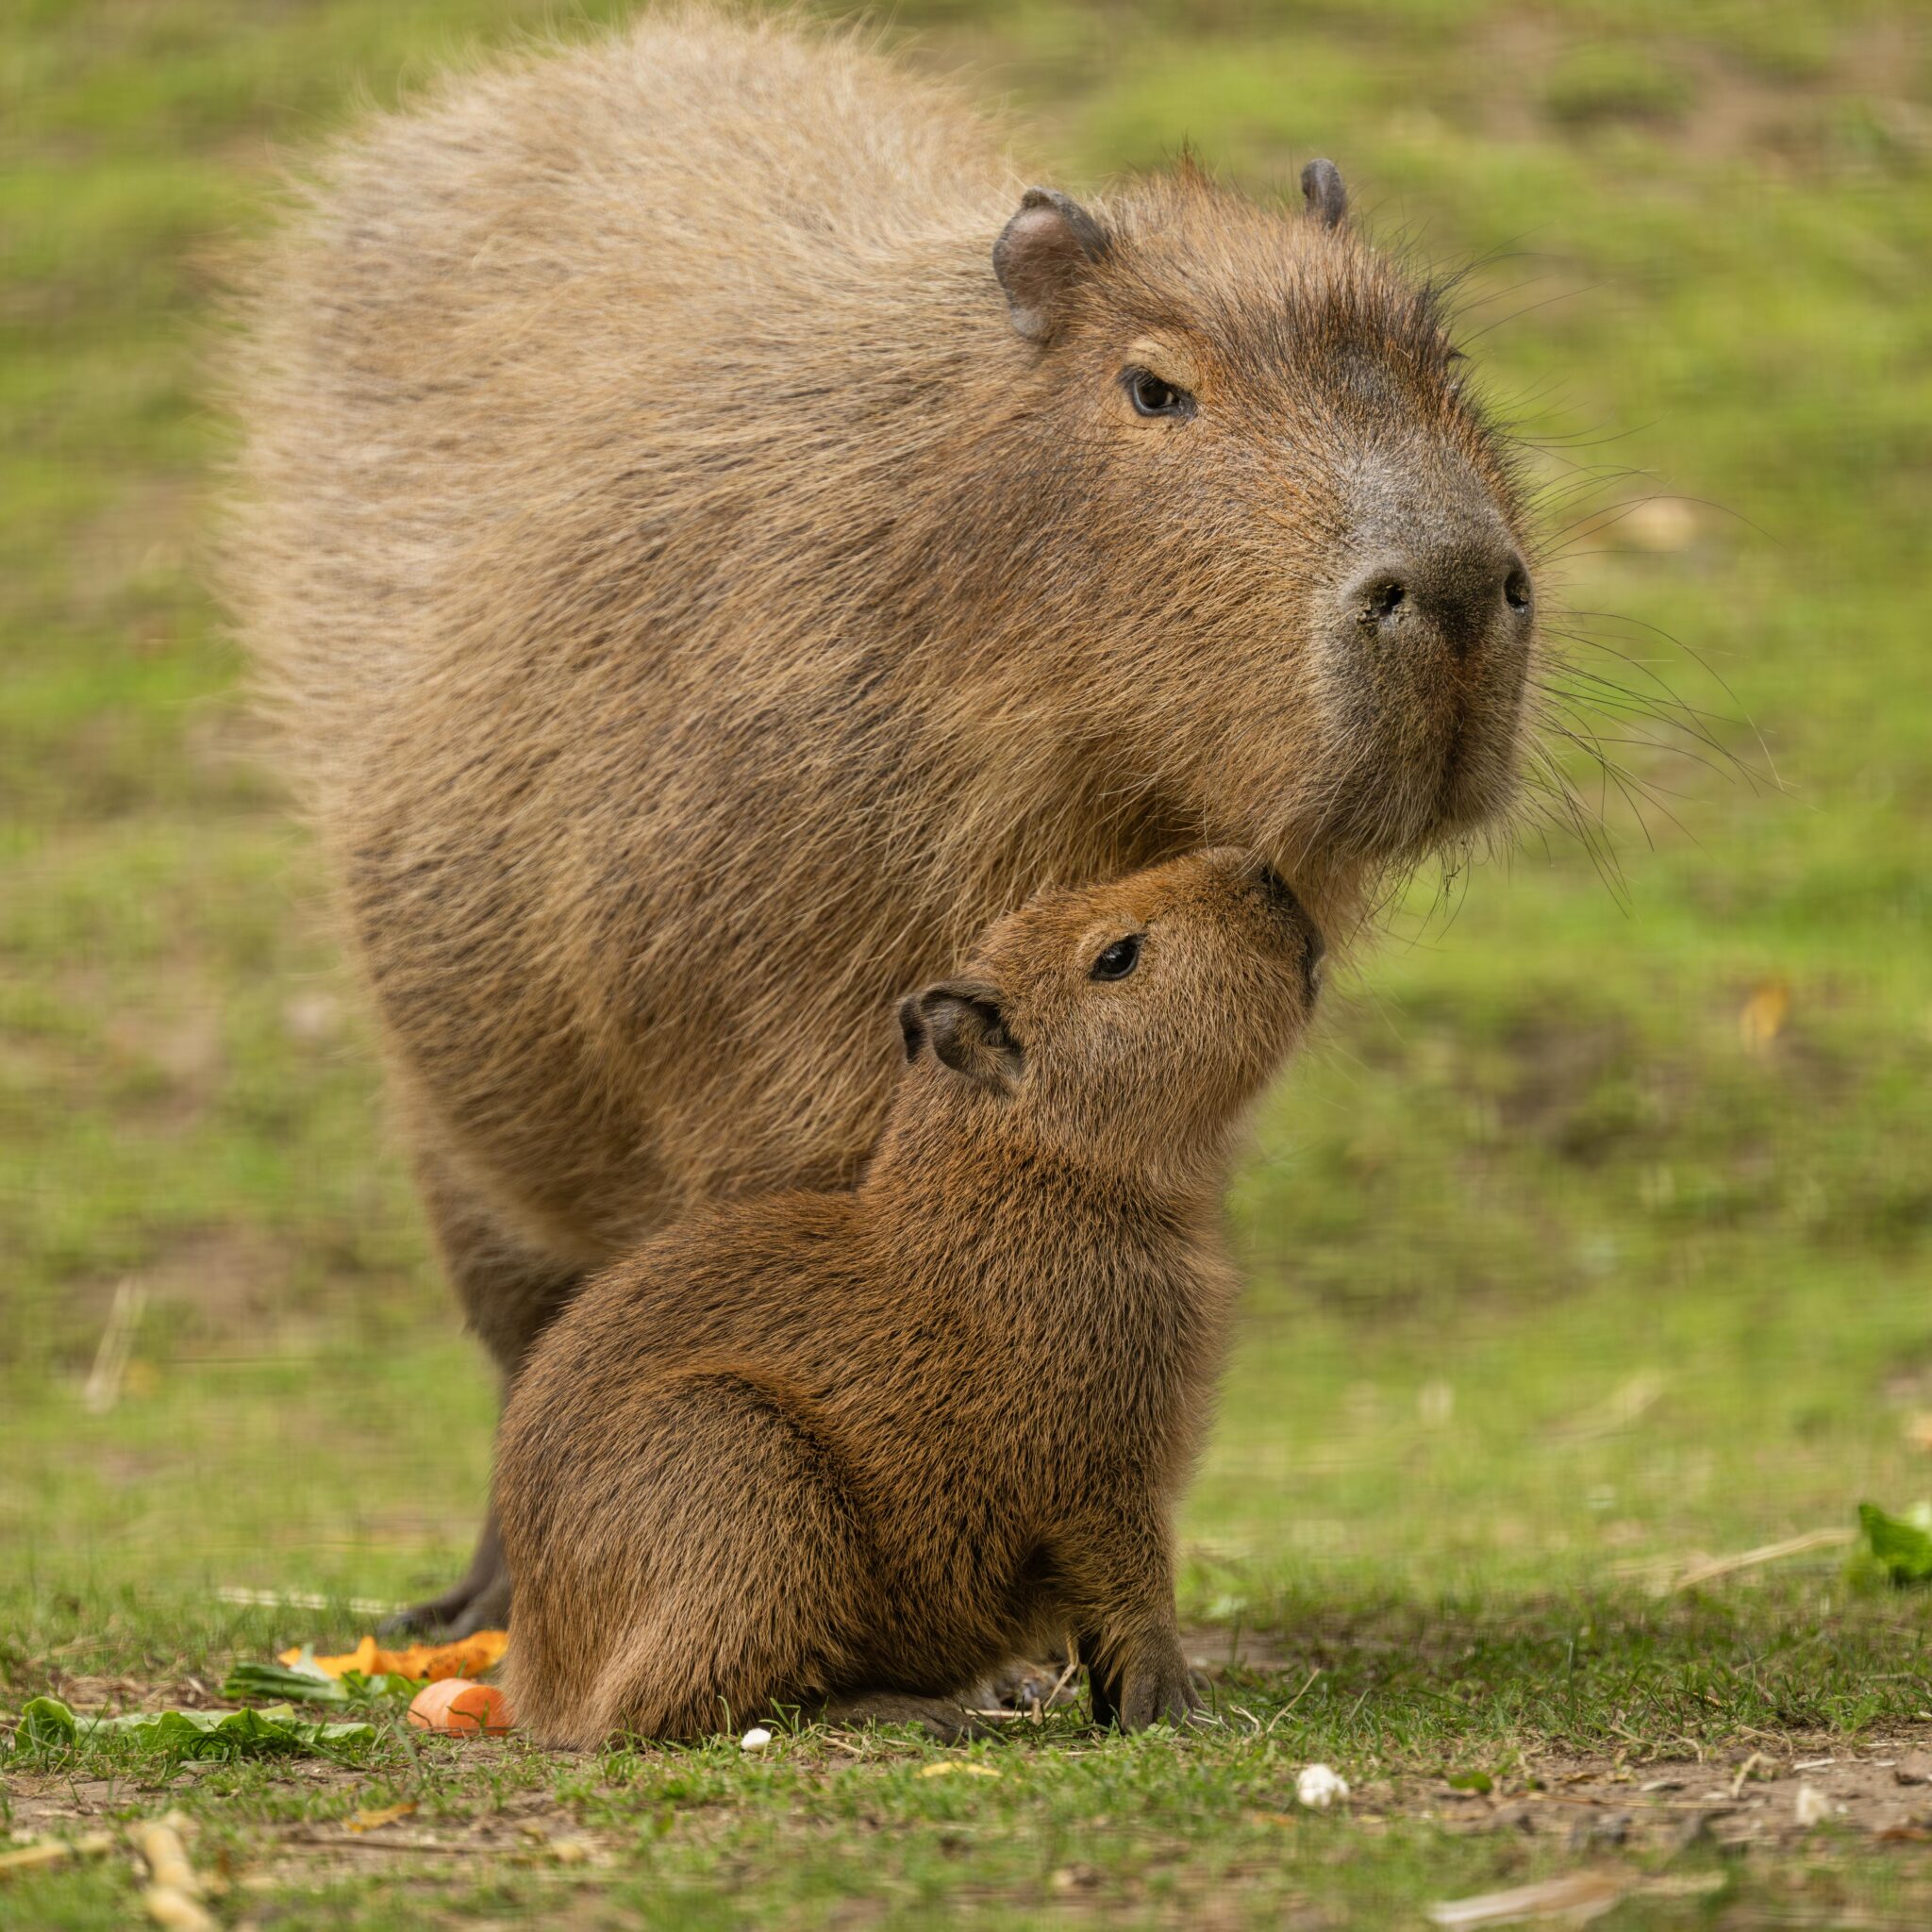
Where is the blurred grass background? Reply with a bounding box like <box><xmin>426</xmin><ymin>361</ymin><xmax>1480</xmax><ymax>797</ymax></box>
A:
<box><xmin>2</xmin><ymin>0</ymin><xmax>1928</xmax><ymax>1635</ymax></box>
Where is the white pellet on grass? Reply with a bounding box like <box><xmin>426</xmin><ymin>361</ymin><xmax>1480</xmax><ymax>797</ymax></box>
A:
<box><xmin>1794</xmin><ymin>1783</ymin><xmax>1832</xmax><ymax>1827</ymax></box>
<box><xmin>740</xmin><ymin>1726</ymin><xmax>773</xmax><ymax>1753</ymax></box>
<box><xmin>1296</xmin><ymin>1763</ymin><xmax>1349</xmax><ymax>1809</ymax></box>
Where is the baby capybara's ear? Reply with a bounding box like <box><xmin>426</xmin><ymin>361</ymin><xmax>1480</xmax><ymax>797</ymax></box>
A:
<box><xmin>992</xmin><ymin>188</ymin><xmax>1110</xmax><ymax>343</ymax></box>
<box><xmin>913</xmin><ymin>980</ymin><xmax>1024</xmax><ymax>1093</ymax></box>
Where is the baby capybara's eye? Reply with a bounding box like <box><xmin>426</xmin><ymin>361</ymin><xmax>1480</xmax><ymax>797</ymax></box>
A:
<box><xmin>1091</xmin><ymin>935</ymin><xmax>1143</xmax><ymax>980</ymax></box>
<box><xmin>1120</xmin><ymin>367</ymin><xmax>1196</xmax><ymax>421</ymax></box>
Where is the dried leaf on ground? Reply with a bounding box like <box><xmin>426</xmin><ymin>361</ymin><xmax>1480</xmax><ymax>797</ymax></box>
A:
<box><xmin>142</xmin><ymin>1886</ymin><xmax>215</xmax><ymax>1932</ymax></box>
<box><xmin>346</xmin><ymin>1802</ymin><xmax>418</xmax><ymax>1833</ymax></box>
<box><xmin>133</xmin><ymin>1817</ymin><xmax>199</xmax><ymax>1895</ymax></box>
<box><xmin>1427</xmin><ymin>1871</ymin><xmax>1627</xmax><ymax>1928</ymax></box>
<box><xmin>1738</xmin><ymin>978</ymin><xmax>1789</xmax><ymax>1052</ymax></box>
<box><xmin>0</xmin><ymin>1834</ymin><xmax>113</xmax><ymax>1880</ymax></box>
<box><xmin>136</xmin><ymin>1814</ymin><xmax>215</xmax><ymax>1931</ymax></box>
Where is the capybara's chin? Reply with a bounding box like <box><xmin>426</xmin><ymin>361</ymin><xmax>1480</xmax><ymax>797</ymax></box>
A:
<box><xmin>1314</xmin><ymin>684</ymin><xmax>1530</xmax><ymax>866</ymax></box>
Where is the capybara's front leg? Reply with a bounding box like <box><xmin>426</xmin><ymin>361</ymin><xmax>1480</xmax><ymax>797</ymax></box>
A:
<box><xmin>392</xmin><ymin>1142</ymin><xmax>589</xmax><ymax>1638</ymax></box>
<box><xmin>381</xmin><ymin>1503</ymin><xmax>511</xmax><ymax>1641</ymax></box>
<box><xmin>1058</xmin><ymin>1511</ymin><xmax>1200</xmax><ymax>1733</ymax></box>
<box><xmin>1080</xmin><ymin>1622</ymin><xmax>1198</xmax><ymax>1730</ymax></box>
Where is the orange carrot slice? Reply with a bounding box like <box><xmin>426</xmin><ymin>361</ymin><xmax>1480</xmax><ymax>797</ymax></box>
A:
<box><xmin>277</xmin><ymin>1629</ymin><xmax>508</xmax><ymax>1682</ymax></box>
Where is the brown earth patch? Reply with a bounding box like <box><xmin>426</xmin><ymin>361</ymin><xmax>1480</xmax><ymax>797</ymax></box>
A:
<box><xmin>1363</xmin><ymin>1729</ymin><xmax>1932</xmax><ymax>1849</ymax></box>
<box><xmin>1479</xmin><ymin>8</ymin><xmax>1929</xmax><ymax>174</ymax></box>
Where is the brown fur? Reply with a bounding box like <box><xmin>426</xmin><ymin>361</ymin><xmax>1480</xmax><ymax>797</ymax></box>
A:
<box><xmin>498</xmin><ymin>849</ymin><xmax>1322</xmax><ymax>1744</ymax></box>
<box><xmin>224</xmin><ymin>8</ymin><xmax>1537</xmax><ymax>1630</ymax></box>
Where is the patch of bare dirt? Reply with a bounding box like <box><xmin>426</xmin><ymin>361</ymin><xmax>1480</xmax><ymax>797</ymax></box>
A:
<box><xmin>28</xmin><ymin>1224</ymin><xmax>309</xmax><ymax>1381</ymax></box>
<box><xmin>1480</xmin><ymin>9</ymin><xmax>1930</xmax><ymax>175</ymax></box>
<box><xmin>1355</xmin><ymin>1729</ymin><xmax>1932</xmax><ymax>1850</ymax></box>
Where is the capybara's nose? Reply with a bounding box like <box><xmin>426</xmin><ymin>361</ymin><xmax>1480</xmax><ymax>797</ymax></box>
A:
<box><xmin>1255</xmin><ymin>861</ymin><xmax>1300</xmax><ymax>918</ymax></box>
<box><xmin>1251</xmin><ymin>861</ymin><xmax>1324</xmax><ymax>974</ymax></box>
<box><xmin>1341</xmin><ymin>537</ymin><xmax>1533</xmax><ymax>663</ymax></box>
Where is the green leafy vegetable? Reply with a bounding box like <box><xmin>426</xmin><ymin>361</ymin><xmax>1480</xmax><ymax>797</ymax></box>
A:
<box><xmin>222</xmin><ymin>1661</ymin><xmax>423</xmax><ymax>1707</ymax></box>
<box><xmin>18</xmin><ymin>1697</ymin><xmax>82</xmax><ymax>1751</ymax></box>
<box><xmin>223</xmin><ymin>1660</ymin><xmax>348</xmax><ymax>1704</ymax></box>
<box><xmin>1857</xmin><ymin>1503</ymin><xmax>1932</xmax><ymax>1585</ymax></box>
<box><xmin>16</xmin><ymin>1694</ymin><xmax>379</xmax><ymax>1758</ymax></box>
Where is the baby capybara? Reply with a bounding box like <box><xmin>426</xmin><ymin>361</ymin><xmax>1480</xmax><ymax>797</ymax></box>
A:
<box><xmin>498</xmin><ymin>850</ymin><xmax>1324</xmax><ymax>1744</ymax></box>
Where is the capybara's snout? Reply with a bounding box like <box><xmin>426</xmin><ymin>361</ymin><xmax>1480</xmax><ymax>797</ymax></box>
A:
<box><xmin>1249</xmin><ymin>858</ymin><xmax>1325</xmax><ymax>1001</ymax></box>
<box><xmin>1185</xmin><ymin>848</ymin><xmax>1326</xmax><ymax>1007</ymax></box>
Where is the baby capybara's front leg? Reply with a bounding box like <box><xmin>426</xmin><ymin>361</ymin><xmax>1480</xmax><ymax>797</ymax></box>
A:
<box><xmin>1058</xmin><ymin>1510</ymin><xmax>1201</xmax><ymax>1733</ymax></box>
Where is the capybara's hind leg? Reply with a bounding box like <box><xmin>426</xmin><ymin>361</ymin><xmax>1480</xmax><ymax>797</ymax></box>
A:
<box><xmin>1077</xmin><ymin>1629</ymin><xmax>1122</xmax><ymax>1731</ymax></box>
<box><xmin>579</xmin><ymin>1371</ymin><xmax>878</xmax><ymax>1742</ymax></box>
<box><xmin>819</xmin><ymin>1691</ymin><xmax>994</xmax><ymax>1741</ymax></box>
<box><xmin>381</xmin><ymin>1507</ymin><xmax>509</xmax><ymax>1641</ymax></box>
<box><xmin>386</xmin><ymin>1142</ymin><xmax>587</xmax><ymax>1639</ymax></box>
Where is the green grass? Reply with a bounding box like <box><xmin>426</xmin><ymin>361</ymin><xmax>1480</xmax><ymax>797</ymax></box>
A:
<box><xmin>4</xmin><ymin>1</ymin><xmax>1931</xmax><ymax>1924</ymax></box>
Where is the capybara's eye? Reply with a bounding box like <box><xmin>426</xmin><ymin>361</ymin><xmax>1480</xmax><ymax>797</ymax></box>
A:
<box><xmin>1120</xmin><ymin>367</ymin><xmax>1196</xmax><ymax>422</ymax></box>
<box><xmin>1505</xmin><ymin>566</ymin><xmax>1533</xmax><ymax>614</ymax></box>
<box><xmin>1091</xmin><ymin>934</ymin><xmax>1143</xmax><ymax>981</ymax></box>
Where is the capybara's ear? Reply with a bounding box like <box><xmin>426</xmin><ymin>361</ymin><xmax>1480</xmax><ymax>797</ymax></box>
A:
<box><xmin>1300</xmin><ymin>158</ymin><xmax>1347</xmax><ymax>229</ymax></box>
<box><xmin>897</xmin><ymin>993</ymin><xmax>926</xmax><ymax>1062</ymax></box>
<box><xmin>916</xmin><ymin>981</ymin><xmax>1024</xmax><ymax>1092</ymax></box>
<box><xmin>993</xmin><ymin>188</ymin><xmax>1110</xmax><ymax>343</ymax></box>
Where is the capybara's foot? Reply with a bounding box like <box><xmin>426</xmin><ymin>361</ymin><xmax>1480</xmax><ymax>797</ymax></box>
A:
<box><xmin>383</xmin><ymin>1508</ymin><xmax>513</xmax><ymax>1639</ymax></box>
<box><xmin>1083</xmin><ymin>1628</ymin><xmax>1212</xmax><ymax>1734</ymax></box>
<box><xmin>818</xmin><ymin>1691</ymin><xmax>997</xmax><ymax>1742</ymax></box>
<box><xmin>1114</xmin><ymin>1651</ymin><xmax>1209</xmax><ymax>1733</ymax></box>
<box><xmin>965</xmin><ymin>1657</ymin><xmax>1074</xmax><ymax>1713</ymax></box>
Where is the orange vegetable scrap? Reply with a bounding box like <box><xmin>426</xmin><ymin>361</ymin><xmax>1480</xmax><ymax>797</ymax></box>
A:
<box><xmin>276</xmin><ymin>1628</ymin><xmax>508</xmax><ymax>1682</ymax></box>
<box><xmin>407</xmin><ymin>1678</ymin><xmax>514</xmax><ymax>1735</ymax></box>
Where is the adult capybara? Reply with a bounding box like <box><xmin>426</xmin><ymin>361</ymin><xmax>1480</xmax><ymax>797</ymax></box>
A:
<box><xmin>499</xmin><ymin>849</ymin><xmax>1324</xmax><ymax>1744</ymax></box>
<box><xmin>226</xmin><ymin>8</ymin><xmax>1538</xmax><ymax>1632</ymax></box>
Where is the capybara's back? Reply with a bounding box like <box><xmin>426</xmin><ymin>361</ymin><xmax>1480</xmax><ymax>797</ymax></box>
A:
<box><xmin>230</xmin><ymin>8</ymin><xmax>1010</xmax><ymax>806</ymax></box>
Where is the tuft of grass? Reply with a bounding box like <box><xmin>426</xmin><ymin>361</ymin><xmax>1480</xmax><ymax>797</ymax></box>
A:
<box><xmin>1541</xmin><ymin>46</ymin><xmax>1696</xmax><ymax>128</ymax></box>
